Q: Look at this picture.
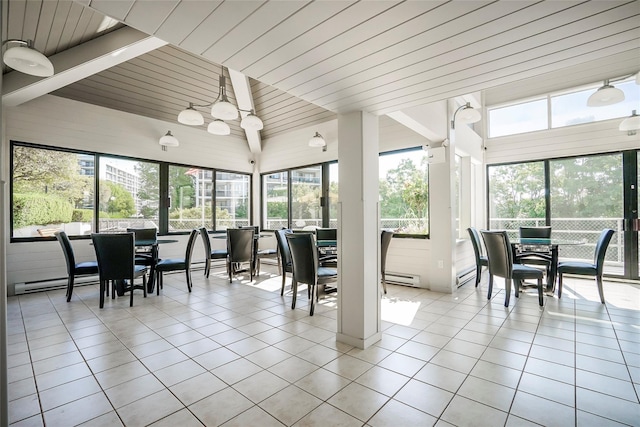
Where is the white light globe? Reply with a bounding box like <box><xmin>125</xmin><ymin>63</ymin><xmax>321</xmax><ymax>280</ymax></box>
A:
<box><xmin>207</xmin><ymin>120</ymin><xmax>231</xmax><ymax>135</ymax></box>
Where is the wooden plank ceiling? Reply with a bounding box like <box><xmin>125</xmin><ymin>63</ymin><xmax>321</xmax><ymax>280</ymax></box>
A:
<box><xmin>3</xmin><ymin>0</ymin><xmax>640</xmax><ymax>140</ymax></box>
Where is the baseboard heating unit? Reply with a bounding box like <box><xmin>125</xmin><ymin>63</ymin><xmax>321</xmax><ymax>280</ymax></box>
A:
<box><xmin>14</xmin><ymin>276</ymin><xmax>98</xmax><ymax>295</ymax></box>
<box><xmin>384</xmin><ymin>271</ymin><xmax>420</xmax><ymax>287</ymax></box>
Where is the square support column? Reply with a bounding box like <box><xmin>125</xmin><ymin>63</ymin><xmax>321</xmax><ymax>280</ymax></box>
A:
<box><xmin>336</xmin><ymin>111</ymin><xmax>381</xmax><ymax>349</ymax></box>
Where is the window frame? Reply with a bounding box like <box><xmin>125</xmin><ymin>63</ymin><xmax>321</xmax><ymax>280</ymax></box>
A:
<box><xmin>10</xmin><ymin>140</ymin><xmax>252</xmax><ymax>242</ymax></box>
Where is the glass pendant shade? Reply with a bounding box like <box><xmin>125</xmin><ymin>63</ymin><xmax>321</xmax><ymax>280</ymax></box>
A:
<box><xmin>587</xmin><ymin>81</ymin><xmax>625</xmax><ymax>106</ymax></box>
<box><xmin>308</xmin><ymin>132</ymin><xmax>326</xmax><ymax>147</ymax></box>
<box><xmin>240</xmin><ymin>112</ymin><xmax>264</xmax><ymax>130</ymax></box>
<box><xmin>159</xmin><ymin>131</ymin><xmax>179</xmax><ymax>147</ymax></box>
<box><xmin>620</xmin><ymin>110</ymin><xmax>640</xmax><ymax>132</ymax></box>
<box><xmin>207</xmin><ymin>119</ymin><xmax>231</xmax><ymax>135</ymax></box>
<box><xmin>457</xmin><ymin>107</ymin><xmax>481</xmax><ymax>124</ymax></box>
<box><xmin>3</xmin><ymin>42</ymin><xmax>54</xmax><ymax>77</ymax></box>
<box><xmin>178</xmin><ymin>106</ymin><xmax>204</xmax><ymax>125</ymax></box>
<box><xmin>211</xmin><ymin>100</ymin><xmax>238</xmax><ymax>120</ymax></box>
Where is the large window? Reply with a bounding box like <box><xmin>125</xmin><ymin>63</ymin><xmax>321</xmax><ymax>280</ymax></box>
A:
<box><xmin>263</xmin><ymin>171</ymin><xmax>288</xmax><ymax>230</ymax></box>
<box><xmin>488</xmin><ymin>153</ymin><xmax>625</xmax><ymax>276</ymax></box>
<box><xmin>99</xmin><ymin>157</ymin><xmax>159</xmax><ymax>232</ymax></box>
<box><xmin>379</xmin><ymin>149</ymin><xmax>429</xmax><ymax>234</ymax></box>
<box><xmin>12</xmin><ymin>145</ymin><xmax>95</xmax><ymax>238</ymax></box>
<box><xmin>291</xmin><ymin>165</ymin><xmax>322</xmax><ymax>229</ymax></box>
<box><xmin>10</xmin><ymin>142</ymin><xmax>251</xmax><ymax>239</ymax></box>
<box><xmin>216</xmin><ymin>171</ymin><xmax>250</xmax><ymax>230</ymax></box>
<box><xmin>168</xmin><ymin>166</ymin><xmax>211</xmax><ymax>232</ymax></box>
<box><xmin>489</xmin><ymin>77</ymin><xmax>639</xmax><ymax>138</ymax></box>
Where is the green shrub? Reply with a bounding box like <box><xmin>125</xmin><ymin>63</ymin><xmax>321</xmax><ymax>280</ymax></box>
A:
<box><xmin>72</xmin><ymin>209</ymin><xmax>93</xmax><ymax>222</ymax></box>
<box><xmin>13</xmin><ymin>193</ymin><xmax>73</xmax><ymax>228</ymax></box>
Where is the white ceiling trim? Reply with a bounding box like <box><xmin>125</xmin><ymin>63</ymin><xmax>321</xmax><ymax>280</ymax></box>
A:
<box><xmin>228</xmin><ymin>68</ymin><xmax>262</xmax><ymax>153</ymax></box>
<box><xmin>3</xmin><ymin>27</ymin><xmax>167</xmax><ymax>107</ymax></box>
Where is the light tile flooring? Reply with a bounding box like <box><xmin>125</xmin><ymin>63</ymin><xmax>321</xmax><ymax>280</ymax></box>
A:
<box><xmin>6</xmin><ymin>265</ymin><xmax>640</xmax><ymax>426</ymax></box>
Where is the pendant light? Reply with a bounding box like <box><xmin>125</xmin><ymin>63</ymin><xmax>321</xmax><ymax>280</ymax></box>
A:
<box><xmin>2</xmin><ymin>39</ymin><xmax>54</xmax><ymax>77</ymax></box>
<box><xmin>587</xmin><ymin>80</ymin><xmax>625</xmax><ymax>107</ymax></box>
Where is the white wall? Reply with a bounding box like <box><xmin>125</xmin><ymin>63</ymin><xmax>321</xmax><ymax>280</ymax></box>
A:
<box><xmin>3</xmin><ymin>95</ymin><xmax>250</xmax><ymax>292</ymax></box>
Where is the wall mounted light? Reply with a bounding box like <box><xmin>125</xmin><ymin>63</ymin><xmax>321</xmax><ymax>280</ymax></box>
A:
<box><xmin>587</xmin><ymin>79</ymin><xmax>625</xmax><ymax>107</ymax></box>
<box><xmin>308</xmin><ymin>132</ymin><xmax>326</xmax><ymax>148</ymax></box>
<box><xmin>451</xmin><ymin>102</ymin><xmax>481</xmax><ymax>129</ymax></box>
<box><xmin>177</xmin><ymin>66</ymin><xmax>263</xmax><ymax>135</ymax></box>
<box><xmin>159</xmin><ymin>131</ymin><xmax>179</xmax><ymax>150</ymax></box>
<box><xmin>2</xmin><ymin>39</ymin><xmax>54</xmax><ymax>77</ymax></box>
<box><xmin>620</xmin><ymin>110</ymin><xmax>640</xmax><ymax>136</ymax></box>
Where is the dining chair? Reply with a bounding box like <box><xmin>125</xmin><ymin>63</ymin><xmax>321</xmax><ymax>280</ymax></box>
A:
<box><xmin>127</xmin><ymin>227</ymin><xmax>159</xmax><ymax>278</ymax></box>
<box><xmin>517</xmin><ymin>226</ymin><xmax>553</xmax><ymax>278</ymax></box>
<box><xmin>481</xmin><ymin>230</ymin><xmax>544</xmax><ymax>307</ymax></box>
<box><xmin>91</xmin><ymin>232</ymin><xmax>147</xmax><ymax>308</ymax></box>
<box><xmin>467</xmin><ymin>227</ymin><xmax>488</xmax><ymax>288</ymax></box>
<box><xmin>55</xmin><ymin>231</ymin><xmax>99</xmax><ymax>302</ymax></box>
<box><xmin>199</xmin><ymin>227</ymin><xmax>227</xmax><ymax>278</ymax></box>
<box><xmin>557</xmin><ymin>228</ymin><xmax>615</xmax><ymax>303</ymax></box>
<box><xmin>381</xmin><ymin>230</ymin><xmax>394</xmax><ymax>294</ymax></box>
<box><xmin>275</xmin><ymin>228</ymin><xmax>294</xmax><ymax>295</ymax></box>
<box><xmin>155</xmin><ymin>229</ymin><xmax>199</xmax><ymax>293</ymax></box>
<box><xmin>286</xmin><ymin>233</ymin><xmax>338</xmax><ymax>316</ymax></box>
<box><xmin>227</xmin><ymin>227</ymin><xmax>255</xmax><ymax>283</ymax></box>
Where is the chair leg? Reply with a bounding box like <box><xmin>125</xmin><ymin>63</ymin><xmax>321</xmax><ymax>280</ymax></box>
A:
<box><xmin>309</xmin><ymin>284</ymin><xmax>316</xmax><ymax>316</ymax></box>
<box><xmin>156</xmin><ymin>272</ymin><xmax>161</xmax><ymax>296</ymax></box>
<box><xmin>228</xmin><ymin>261</ymin><xmax>232</xmax><ymax>283</ymax></box>
<box><xmin>475</xmin><ymin>265</ymin><xmax>482</xmax><ymax>287</ymax></box>
<box><xmin>487</xmin><ymin>274</ymin><xmax>493</xmax><ymax>300</ymax></box>
<box><xmin>130</xmin><ymin>279</ymin><xmax>135</xmax><ymax>307</ymax></box>
<box><xmin>186</xmin><ymin>269</ymin><xmax>192</xmax><ymax>292</ymax></box>
<box><xmin>504</xmin><ymin>279</ymin><xmax>512</xmax><ymax>307</ymax></box>
<box><xmin>99</xmin><ymin>280</ymin><xmax>105</xmax><ymax>308</ymax></box>
<box><xmin>537</xmin><ymin>277</ymin><xmax>543</xmax><ymax>306</ymax></box>
<box><xmin>381</xmin><ymin>272</ymin><xmax>388</xmax><ymax>294</ymax></box>
<box><xmin>66</xmin><ymin>275</ymin><xmax>75</xmax><ymax>302</ymax></box>
<box><xmin>281</xmin><ymin>272</ymin><xmax>286</xmax><ymax>296</ymax></box>
<box><xmin>204</xmin><ymin>257</ymin><xmax>211</xmax><ymax>278</ymax></box>
<box><xmin>291</xmin><ymin>279</ymin><xmax>298</xmax><ymax>309</ymax></box>
<box><xmin>514</xmin><ymin>279</ymin><xmax>520</xmax><ymax>298</ymax></box>
<box><xmin>143</xmin><ymin>276</ymin><xmax>147</xmax><ymax>299</ymax></box>
<box><xmin>596</xmin><ymin>275</ymin><xmax>605</xmax><ymax>304</ymax></box>
<box><xmin>257</xmin><ymin>258</ymin><xmax>261</xmax><ymax>276</ymax></box>
<box><xmin>558</xmin><ymin>273</ymin><xmax>563</xmax><ymax>298</ymax></box>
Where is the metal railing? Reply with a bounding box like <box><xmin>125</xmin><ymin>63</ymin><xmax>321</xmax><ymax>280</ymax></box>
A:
<box><xmin>264</xmin><ymin>218</ymin><xmax>429</xmax><ymax>232</ymax></box>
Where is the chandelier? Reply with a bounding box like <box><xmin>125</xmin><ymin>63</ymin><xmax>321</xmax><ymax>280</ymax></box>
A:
<box><xmin>177</xmin><ymin>66</ymin><xmax>263</xmax><ymax>135</ymax></box>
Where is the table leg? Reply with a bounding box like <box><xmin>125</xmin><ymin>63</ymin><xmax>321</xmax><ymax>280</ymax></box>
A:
<box><xmin>548</xmin><ymin>246</ymin><xmax>558</xmax><ymax>292</ymax></box>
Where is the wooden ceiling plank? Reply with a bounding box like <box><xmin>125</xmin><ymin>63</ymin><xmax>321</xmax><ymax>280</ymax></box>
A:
<box><xmin>7</xmin><ymin>0</ymin><xmax>26</xmax><ymax>40</ymax></box>
<box><xmin>126</xmin><ymin>0</ymin><xmax>179</xmax><ymax>36</ymax></box>
<box><xmin>31</xmin><ymin>0</ymin><xmax>56</xmax><ymax>53</ymax></box>
<box><xmin>44</xmin><ymin>0</ymin><xmax>71</xmax><ymax>55</ymax></box>
<box><xmin>22</xmin><ymin>0</ymin><xmax>41</xmax><ymax>41</ymax></box>
<box><xmin>89</xmin><ymin>0</ymin><xmax>134</xmax><ymax>21</ymax></box>
<box><xmin>224</xmin><ymin>1</ymin><xmax>354</xmax><ymax>73</ymax></box>
<box><xmin>366</xmin><ymin>39</ymin><xmax>640</xmax><ymax>116</ymax></box>
<box><xmin>57</xmin><ymin>1</ymin><xmax>85</xmax><ymax>52</ymax></box>
<box><xmin>69</xmin><ymin>6</ymin><xmax>96</xmax><ymax>46</ymax></box>
<box><xmin>270</xmin><ymin>0</ymin><xmax>458</xmax><ymax>89</ymax></box>
<box><xmin>154</xmin><ymin>1</ymin><xmax>222</xmax><ymax>45</ymax></box>
<box><xmin>205</xmin><ymin>1</ymin><xmax>310</xmax><ymax>64</ymax></box>
<box><xmin>80</xmin><ymin>9</ymin><xmax>106</xmax><ymax>42</ymax></box>
<box><xmin>246</xmin><ymin>1</ymin><xmax>396</xmax><ymax>82</ymax></box>
<box><xmin>296</xmin><ymin>1</ymin><xmax>592</xmax><ymax>103</ymax></box>
<box><xmin>315</xmin><ymin>15</ymin><xmax>640</xmax><ymax>112</ymax></box>
<box><xmin>1</xmin><ymin>0</ymin><xmax>8</xmax><ymax>43</ymax></box>
<box><xmin>179</xmin><ymin>1</ymin><xmax>263</xmax><ymax>56</ymax></box>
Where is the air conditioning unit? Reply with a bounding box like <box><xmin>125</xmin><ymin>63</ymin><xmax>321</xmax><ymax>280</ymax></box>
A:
<box><xmin>384</xmin><ymin>271</ymin><xmax>420</xmax><ymax>287</ymax></box>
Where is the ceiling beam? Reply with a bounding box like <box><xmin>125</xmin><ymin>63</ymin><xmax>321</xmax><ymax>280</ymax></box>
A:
<box><xmin>2</xmin><ymin>26</ymin><xmax>166</xmax><ymax>107</ymax></box>
<box><xmin>228</xmin><ymin>68</ymin><xmax>262</xmax><ymax>153</ymax></box>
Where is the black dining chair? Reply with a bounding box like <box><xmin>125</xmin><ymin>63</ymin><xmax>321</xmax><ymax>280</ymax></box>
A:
<box><xmin>481</xmin><ymin>230</ymin><xmax>544</xmax><ymax>307</ymax></box>
<box><xmin>91</xmin><ymin>233</ymin><xmax>147</xmax><ymax>308</ymax></box>
<box><xmin>286</xmin><ymin>233</ymin><xmax>338</xmax><ymax>316</ymax></box>
<box><xmin>517</xmin><ymin>226</ymin><xmax>553</xmax><ymax>277</ymax></box>
<box><xmin>199</xmin><ymin>227</ymin><xmax>227</xmax><ymax>278</ymax></box>
<box><xmin>226</xmin><ymin>228</ymin><xmax>255</xmax><ymax>283</ymax></box>
<box><xmin>55</xmin><ymin>231</ymin><xmax>99</xmax><ymax>302</ymax></box>
<box><xmin>557</xmin><ymin>228</ymin><xmax>615</xmax><ymax>303</ymax></box>
<box><xmin>155</xmin><ymin>229</ymin><xmax>199</xmax><ymax>293</ymax></box>
<box><xmin>127</xmin><ymin>227</ymin><xmax>159</xmax><ymax>279</ymax></box>
<box><xmin>275</xmin><ymin>228</ymin><xmax>294</xmax><ymax>295</ymax></box>
<box><xmin>467</xmin><ymin>227</ymin><xmax>488</xmax><ymax>288</ymax></box>
<box><xmin>381</xmin><ymin>230</ymin><xmax>394</xmax><ymax>294</ymax></box>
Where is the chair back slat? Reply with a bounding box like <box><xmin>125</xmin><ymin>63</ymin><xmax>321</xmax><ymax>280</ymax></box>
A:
<box><xmin>594</xmin><ymin>229</ymin><xmax>615</xmax><ymax>273</ymax></box>
<box><xmin>381</xmin><ymin>231</ymin><xmax>394</xmax><ymax>273</ymax></box>
<box><xmin>275</xmin><ymin>229</ymin><xmax>293</xmax><ymax>267</ymax></box>
<box><xmin>91</xmin><ymin>233</ymin><xmax>136</xmax><ymax>281</ymax></box>
<box><xmin>519</xmin><ymin>226</ymin><xmax>551</xmax><ymax>239</ymax></box>
<box><xmin>286</xmin><ymin>233</ymin><xmax>318</xmax><ymax>286</ymax></box>
<box><xmin>227</xmin><ymin>228</ymin><xmax>254</xmax><ymax>263</ymax></box>
<box><xmin>481</xmin><ymin>230</ymin><xmax>513</xmax><ymax>279</ymax></box>
<box><xmin>185</xmin><ymin>229</ymin><xmax>200</xmax><ymax>265</ymax></box>
<box><xmin>55</xmin><ymin>231</ymin><xmax>75</xmax><ymax>275</ymax></box>
<box><xmin>467</xmin><ymin>227</ymin><xmax>484</xmax><ymax>261</ymax></box>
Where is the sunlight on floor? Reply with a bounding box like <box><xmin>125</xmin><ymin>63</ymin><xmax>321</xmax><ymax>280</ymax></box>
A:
<box><xmin>380</xmin><ymin>297</ymin><xmax>421</xmax><ymax>326</ymax></box>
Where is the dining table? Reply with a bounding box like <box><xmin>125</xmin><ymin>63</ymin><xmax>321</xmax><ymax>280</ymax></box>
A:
<box><xmin>512</xmin><ymin>238</ymin><xmax>584</xmax><ymax>292</ymax></box>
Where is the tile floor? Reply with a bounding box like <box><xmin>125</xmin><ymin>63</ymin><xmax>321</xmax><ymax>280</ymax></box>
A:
<box><xmin>6</xmin><ymin>265</ymin><xmax>640</xmax><ymax>426</ymax></box>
